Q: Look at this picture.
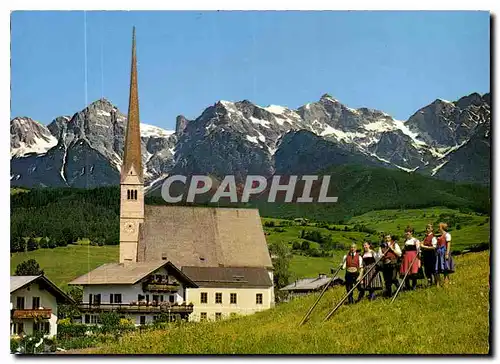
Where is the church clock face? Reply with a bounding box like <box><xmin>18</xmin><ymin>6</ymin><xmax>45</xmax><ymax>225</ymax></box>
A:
<box><xmin>124</xmin><ymin>222</ymin><xmax>136</xmax><ymax>233</ymax></box>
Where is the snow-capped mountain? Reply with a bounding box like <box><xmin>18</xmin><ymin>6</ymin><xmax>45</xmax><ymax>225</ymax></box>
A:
<box><xmin>11</xmin><ymin>99</ymin><xmax>175</xmax><ymax>188</ymax></box>
<box><xmin>11</xmin><ymin>117</ymin><xmax>59</xmax><ymax>157</ymax></box>
<box><xmin>10</xmin><ymin>92</ymin><xmax>490</xmax><ymax>189</ymax></box>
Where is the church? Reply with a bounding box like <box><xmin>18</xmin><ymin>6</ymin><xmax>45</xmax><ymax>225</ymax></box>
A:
<box><xmin>69</xmin><ymin>28</ymin><xmax>274</xmax><ymax>325</ymax></box>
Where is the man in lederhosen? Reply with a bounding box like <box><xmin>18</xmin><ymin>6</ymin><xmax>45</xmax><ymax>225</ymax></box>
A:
<box><xmin>341</xmin><ymin>243</ymin><xmax>364</xmax><ymax>304</ymax></box>
<box><xmin>378</xmin><ymin>234</ymin><xmax>402</xmax><ymax>297</ymax></box>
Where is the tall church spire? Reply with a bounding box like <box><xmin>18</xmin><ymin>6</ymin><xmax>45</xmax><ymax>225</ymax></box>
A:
<box><xmin>119</xmin><ymin>27</ymin><xmax>144</xmax><ymax>263</ymax></box>
<box><xmin>122</xmin><ymin>26</ymin><xmax>143</xmax><ymax>182</ymax></box>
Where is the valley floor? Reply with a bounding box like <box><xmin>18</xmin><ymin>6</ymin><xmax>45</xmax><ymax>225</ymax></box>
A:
<box><xmin>78</xmin><ymin>251</ymin><xmax>489</xmax><ymax>355</ymax></box>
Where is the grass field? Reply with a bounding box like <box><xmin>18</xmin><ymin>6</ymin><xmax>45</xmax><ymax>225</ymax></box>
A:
<box><xmin>10</xmin><ymin>245</ymin><xmax>118</xmax><ymax>291</ymax></box>
<box><xmin>83</xmin><ymin>251</ymin><xmax>490</xmax><ymax>354</ymax></box>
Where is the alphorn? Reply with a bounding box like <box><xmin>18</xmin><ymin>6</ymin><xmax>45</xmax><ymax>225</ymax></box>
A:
<box><xmin>298</xmin><ymin>264</ymin><xmax>342</xmax><ymax>327</ymax></box>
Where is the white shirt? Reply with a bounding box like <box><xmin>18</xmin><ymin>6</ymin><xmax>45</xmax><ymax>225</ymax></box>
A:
<box><xmin>445</xmin><ymin>232</ymin><xmax>451</xmax><ymax>242</ymax></box>
<box><xmin>404</xmin><ymin>237</ymin><xmax>421</xmax><ymax>250</ymax></box>
<box><xmin>362</xmin><ymin>250</ymin><xmax>380</xmax><ymax>260</ymax></box>
<box><xmin>341</xmin><ymin>253</ymin><xmax>364</xmax><ymax>270</ymax></box>
<box><xmin>378</xmin><ymin>242</ymin><xmax>402</xmax><ymax>257</ymax></box>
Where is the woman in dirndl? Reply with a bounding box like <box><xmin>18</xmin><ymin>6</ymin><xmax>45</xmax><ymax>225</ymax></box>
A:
<box><xmin>358</xmin><ymin>241</ymin><xmax>383</xmax><ymax>301</ymax></box>
<box><xmin>435</xmin><ymin>222</ymin><xmax>455</xmax><ymax>286</ymax></box>
<box><xmin>400</xmin><ymin>226</ymin><xmax>421</xmax><ymax>290</ymax></box>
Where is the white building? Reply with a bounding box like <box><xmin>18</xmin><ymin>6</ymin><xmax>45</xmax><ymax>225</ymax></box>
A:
<box><xmin>69</xmin><ymin>261</ymin><xmax>197</xmax><ymax>325</ymax></box>
<box><xmin>10</xmin><ymin>275</ymin><xmax>74</xmax><ymax>338</ymax></box>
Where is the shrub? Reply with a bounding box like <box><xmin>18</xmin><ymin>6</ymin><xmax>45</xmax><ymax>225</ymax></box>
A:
<box><xmin>39</xmin><ymin>237</ymin><xmax>49</xmax><ymax>249</ymax></box>
<box><xmin>15</xmin><ymin>259</ymin><xmax>44</xmax><ymax>276</ymax></box>
<box><xmin>10</xmin><ymin>338</ymin><xmax>20</xmax><ymax>354</ymax></box>
<box><xmin>301</xmin><ymin>241</ymin><xmax>310</xmax><ymax>250</ymax></box>
<box><xmin>291</xmin><ymin>241</ymin><xmax>301</xmax><ymax>250</ymax></box>
<box><xmin>27</xmin><ymin>237</ymin><xmax>39</xmax><ymax>251</ymax></box>
<box><xmin>58</xmin><ymin>323</ymin><xmax>88</xmax><ymax>339</ymax></box>
<box><xmin>264</xmin><ymin>221</ymin><xmax>275</xmax><ymax>227</ymax></box>
<box><xmin>48</xmin><ymin>238</ymin><xmax>57</xmax><ymax>249</ymax></box>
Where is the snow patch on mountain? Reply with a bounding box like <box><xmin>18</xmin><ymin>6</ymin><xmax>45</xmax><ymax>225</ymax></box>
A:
<box><xmin>264</xmin><ymin>105</ymin><xmax>287</xmax><ymax>115</ymax></box>
<box><xmin>246</xmin><ymin>135</ymin><xmax>259</xmax><ymax>144</ymax></box>
<box><xmin>431</xmin><ymin>160</ymin><xmax>449</xmax><ymax>176</ymax></box>
<box><xmin>11</xmin><ymin>134</ymin><xmax>58</xmax><ymax>157</ymax></box>
<box><xmin>140</xmin><ymin>123</ymin><xmax>175</xmax><ymax>138</ymax></box>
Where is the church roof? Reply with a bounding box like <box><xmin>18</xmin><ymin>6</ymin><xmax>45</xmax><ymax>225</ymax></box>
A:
<box><xmin>137</xmin><ymin>205</ymin><xmax>273</xmax><ymax>270</ymax></box>
<box><xmin>121</xmin><ymin>26</ymin><xmax>143</xmax><ymax>183</ymax></box>
<box><xmin>182</xmin><ymin>266</ymin><xmax>272</xmax><ymax>288</ymax></box>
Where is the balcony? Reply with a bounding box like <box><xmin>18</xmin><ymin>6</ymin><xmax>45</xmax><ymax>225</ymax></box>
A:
<box><xmin>12</xmin><ymin>308</ymin><xmax>52</xmax><ymax>320</ymax></box>
<box><xmin>142</xmin><ymin>282</ymin><xmax>180</xmax><ymax>293</ymax></box>
<box><xmin>78</xmin><ymin>302</ymin><xmax>194</xmax><ymax>314</ymax></box>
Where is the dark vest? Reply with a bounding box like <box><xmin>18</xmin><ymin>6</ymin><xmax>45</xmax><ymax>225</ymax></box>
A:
<box><xmin>346</xmin><ymin>253</ymin><xmax>360</xmax><ymax>268</ymax></box>
<box><xmin>423</xmin><ymin>233</ymin><xmax>434</xmax><ymax>247</ymax></box>
<box><xmin>384</xmin><ymin>243</ymin><xmax>398</xmax><ymax>261</ymax></box>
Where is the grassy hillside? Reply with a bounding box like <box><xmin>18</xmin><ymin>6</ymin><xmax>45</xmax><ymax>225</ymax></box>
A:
<box><xmin>10</xmin><ymin>245</ymin><xmax>118</xmax><ymax>291</ymax></box>
<box><xmin>82</xmin><ymin>251</ymin><xmax>490</xmax><ymax>354</ymax></box>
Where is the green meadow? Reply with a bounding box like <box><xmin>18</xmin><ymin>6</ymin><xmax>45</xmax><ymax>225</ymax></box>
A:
<box><xmin>82</xmin><ymin>251</ymin><xmax>490</xmax><ymax>354</ymax></box>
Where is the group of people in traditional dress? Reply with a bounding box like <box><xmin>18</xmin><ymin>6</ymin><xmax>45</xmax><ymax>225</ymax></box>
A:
<box><xmin>340</xmin><ymin>222</ymin><xmax>455</xmax><ymax>304</ymax></box>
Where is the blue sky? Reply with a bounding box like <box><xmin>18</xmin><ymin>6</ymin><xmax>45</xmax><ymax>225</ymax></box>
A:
<box><xmin>11</xmin><ymin>11</ymin><xmax>490</xmax><ymax>130</ymax></box>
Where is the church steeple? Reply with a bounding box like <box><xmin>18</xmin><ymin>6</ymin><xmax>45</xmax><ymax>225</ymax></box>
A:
<box><xmin>119</xmin><ymin>27</ymin><xmax>144</xmax><ymax>263</ymax></box>
<box><xmin>121</xmin><ymin>26</ymin><xmax>143</xmax><ymax>182</ymax></box>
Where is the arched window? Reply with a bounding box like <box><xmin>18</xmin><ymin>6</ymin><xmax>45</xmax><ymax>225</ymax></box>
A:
<box><xmin>126</xmin><ymin>189</ymin><xmax>138</xmax><ymax>200</ymax></box>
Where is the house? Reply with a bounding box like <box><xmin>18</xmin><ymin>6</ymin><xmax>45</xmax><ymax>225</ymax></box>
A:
<box><xmin>69</xmin><ymin>28</ymin><xmax>274</xmax><ymax>324</ymax></box>
<box><xmin>279</xmin><ymin>274</ymin><xmax>343</xmax><ymax>300</ymax></box>
<box><xmin>10</xmin><ymin>275</ymin><xmax>74</xmax><ymax>338</ymax></box>
<box><xmin>69</xmin><ymin>261</ymin><xmax>198</xmax><ymax>325</ymax></box>
<box><xmin>183</xmin><ymin>266</ymin><xmax>273</xmax><ymax>321</ymax></box>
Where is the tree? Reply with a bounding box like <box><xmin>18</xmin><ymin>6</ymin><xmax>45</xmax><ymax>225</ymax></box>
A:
<box><xmin>58</xmin><ymin>287</ymin><xmax>83</xmax><ymax>321</ymax></box>
<box><xmin>15</xmin><ymin>259</ymin><xmax>44</xmax><ymax>276</ymax></box>
<box><xmin>10</xmin><ymin>236</ymin><xmax>23</xmax><ymax>253</ymax></box>
<box><xmin>269</xmin><ymin>241</ymin><xmax>291</xmax><ymax>290</ymax></box>
<box><xmin>99</xmin><ymin>312</ymin><xmax>120</xmax><ymax>334</ymax></box>
<box><xmin>47</xmin><ymin>238</ymin><xmax>57</xmax><ymax>249</ymax></box>
<box><xmin>26</xmin><ymin>237</ymin><xmax>39</xmax><ymax>251</ymax></box>
<box><xmin>39</xmin><ymin>237</ymin><xmax>49</xmax><ymax>249</ymax></box>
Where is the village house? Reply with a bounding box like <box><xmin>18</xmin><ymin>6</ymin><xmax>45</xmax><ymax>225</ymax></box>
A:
<box><xmin>69</xmin><ymin>261</ymin><xmax>198</xmax><ymax>325</ymax></box>
<box><xmin>279</xmin><ymin>274</ymin><xmax>343</xmax><ymax>301</ymax></box>
<box><xmin>10</xmin><ymin>275</ymin><xmax>74</xmax><ymax>338</ymax></box>
<box><xmin>69</xmin><ymin>28</ymin><xmax>274</xmax><ymax>324</ymax></box>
